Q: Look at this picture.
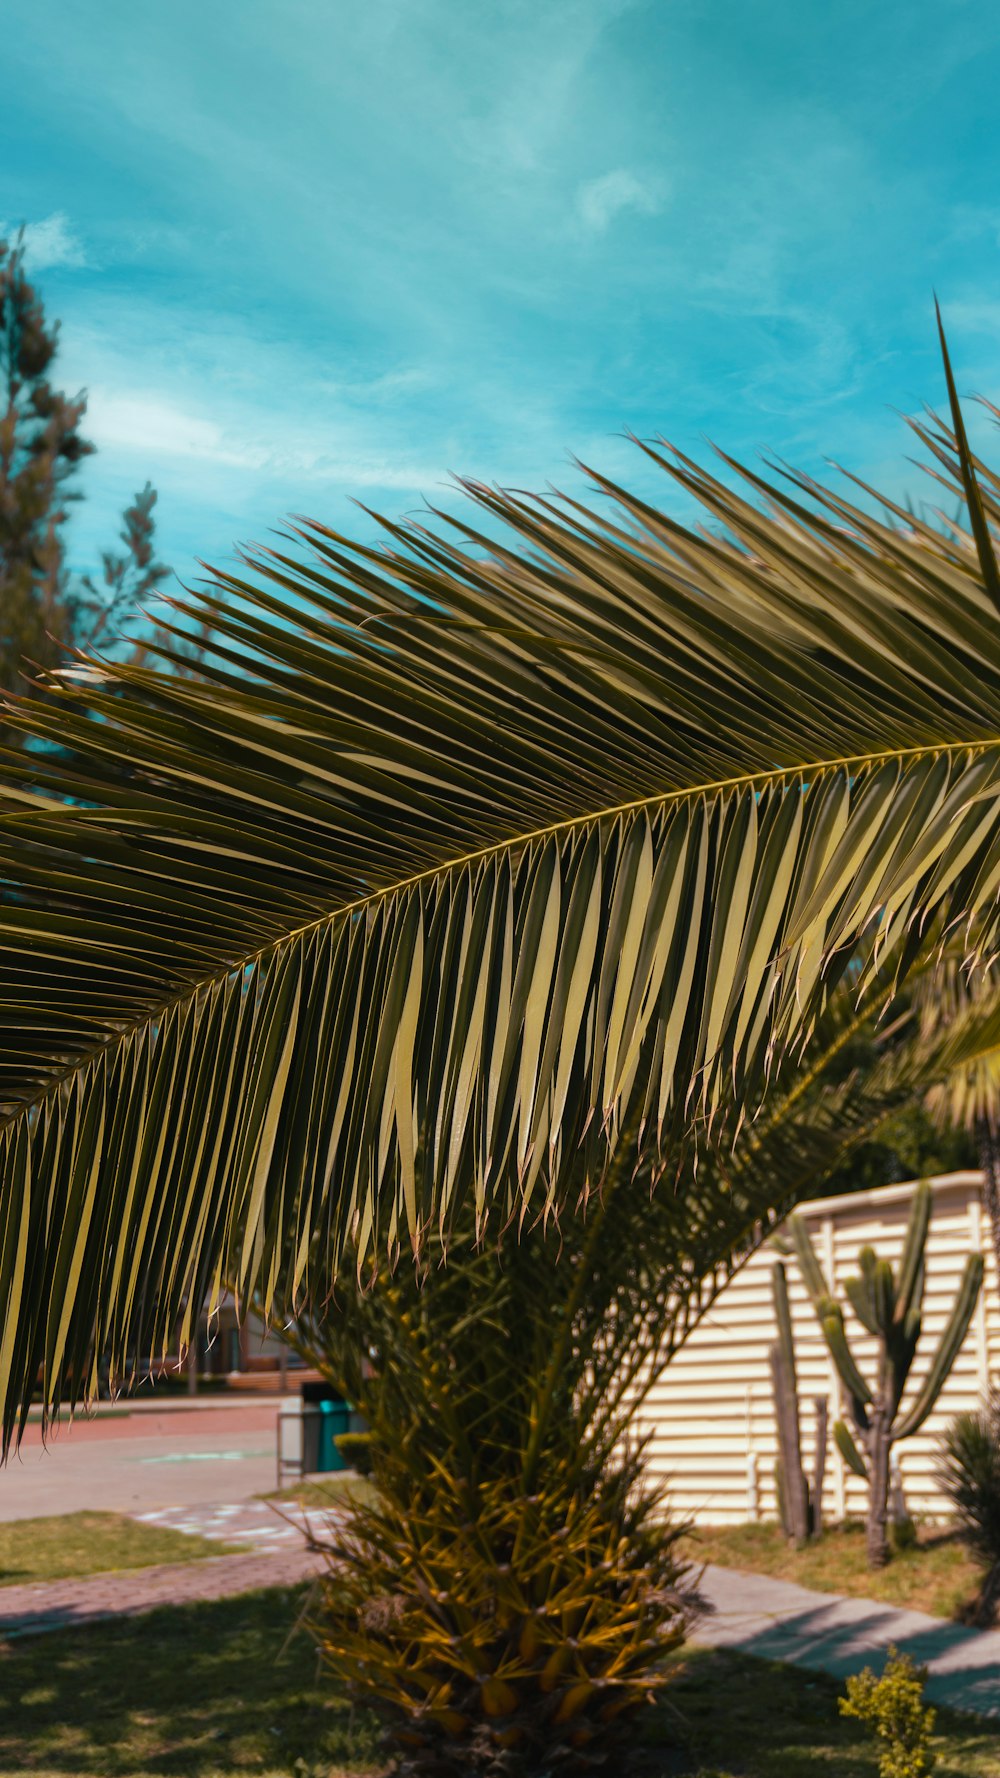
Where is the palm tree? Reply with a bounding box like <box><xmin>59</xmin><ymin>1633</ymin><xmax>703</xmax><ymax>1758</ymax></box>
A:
<box><xmin>2</xmin><ymin>324</ymin><xmax>1000</xmax><ymax>1448</ymax></box>
<box><xmin>275</xmin><ymin>982</ymin><xmax>907</xmax><ymax>1769</ymax></box>
<box><xmin>280</xmin><ymin>953</ymin><xmax>1000</xmax><ymax>1769</ymax></box>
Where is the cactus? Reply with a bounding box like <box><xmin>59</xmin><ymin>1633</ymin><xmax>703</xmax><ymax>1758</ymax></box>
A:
<box><xmin>769</xmin><ymin>1260</ymin><xmax>827</xmax><ymax>1543</ymax></box>
<box><xmin>789</xmin><ymin>1181</ymin><xmax>983</xmax><ymax>1568</ymax></box>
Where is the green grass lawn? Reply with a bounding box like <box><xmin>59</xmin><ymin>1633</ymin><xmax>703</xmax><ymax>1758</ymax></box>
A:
<box><xmin>261</xmin><ymin>1476</ymin><xmax>377</xmax><ymax>1513</ymax></box>
<box><xmin>690</xmin><ymin>1519</ymin><xmax>984</xmax><ymax>1622</ymax></box>
<box><xmin>1</xmin><ymin>1584</ymin><xmax>997</xmax><ymax>1777</ymax></box>
<box><xmin>0</xmin><ymin>1586</ymin><xmax>378</xmax><ymax>1778</ymax></box>
<box><xmin>0</xmin><ymin>1513</ymin><xmax>243</xmax><ymax>1588</ymax></box>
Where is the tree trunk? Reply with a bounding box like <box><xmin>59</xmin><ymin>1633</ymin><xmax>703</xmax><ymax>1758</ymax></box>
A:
<box><xmin>865</xmin><ymin>1413</ymin><xmax>891</xmax><ymax>1568</ymax></box>
<box><xmin>770</xmin><ymin>1343</ymin><xmax>809</xmax><ymax>1543</ymax></box>
<box><xmin>970</xmin><ymin>1561</ymin><xmax>1000</xmax><ymax>1629</ymax></box>
<box><xmin>976</xmin><ymin>1119</ymin><xmax>1000</xmax><ymax>1283</ymax></box>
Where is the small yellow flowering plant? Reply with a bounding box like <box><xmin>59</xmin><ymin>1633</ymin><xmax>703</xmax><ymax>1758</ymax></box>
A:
<box><xmin>839</xmin><ymin>1646</ymin><xmax>936</xmax><ymax>1778</ymax></box>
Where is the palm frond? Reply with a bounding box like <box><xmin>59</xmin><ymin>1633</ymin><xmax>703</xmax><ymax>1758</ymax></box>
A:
<box><xmin>909</xmin><ymin>949</ymin><xmax>1000</xmax><ymax>1134</ymax></box>
<box><xmin>3</xmin><ymin>372</ymin><xmax>1000</xmax><ymax>1445</ymax></box>
<box><xmin>281</xmin><ymin>950</ymin><xmax>957</xmax><ymax>1486</ymax></box>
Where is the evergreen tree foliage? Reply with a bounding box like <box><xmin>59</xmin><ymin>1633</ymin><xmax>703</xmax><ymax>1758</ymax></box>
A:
<box><xmin>78</xmin><ymin>480</ymin><xmax>170</xmax><ymax>652</ymax></box>
<box><xmin>0</xmin><ymin>229</ymin><xmax>176</xmax><ymax>715</ymax></box>
<box><xmin>0</xmin><ymin>230</ymin><xmax>93</xmax><ymax>698</ymax></box>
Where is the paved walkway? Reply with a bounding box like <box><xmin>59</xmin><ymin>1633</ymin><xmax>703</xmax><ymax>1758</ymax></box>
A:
<box><xmin>697</xmin><ymin>1563</ymin><xmax>1000</xmax><ymax>1720</ymax></box>
<box><xmin>0</xmin><ymin>1545</ymin><xmax>326</xmax><ymax>1640</ymax></box>
<box><xmin>134</xmin><ymin>1498</ymin><xmax>335</xmax><ymax>1549</ymax></box>
<box><xmin>0</xmin><ymin>1401</ymin><xmax>287</xmax><ymax>1522</ymax></box>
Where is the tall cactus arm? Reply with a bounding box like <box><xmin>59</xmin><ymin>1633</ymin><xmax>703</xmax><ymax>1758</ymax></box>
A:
<box><xmin>885</xmin><ymin>1318</ymin><xmax>922</xmax><ymax>1419</ymax></box>
<box><xmin>845</xmin><ymin>1257</ymin><xmax>880</xmax><ymax>1335</ymax></box>
<box><xmin>892</xmin><ymin>1253</ymin><xmax>984</xmax><ymax>1440</ymax></box>
<box><xmin>895</xmin><ymin>1180</ymin><xmax>932</xmax><ymax>1325</ymax></box>
<box><xmin>874</xmin><ymin>1257</ymin><xmax>896</xmax><ymax>1333</ymax></box>
<box><xmin>845</xmin><ymin>1255</ymin><xmax>895</xmax><ymax>1336</ymax></box>
<box><xmin>833</xmin><ymin>1418</ymin><xmax>868</xmax><ymax>1478</ymax></box>
<box><xmin>819</xmin><ymin>1301</ymin><xmax>873</xmax><ymax>1412</ymax></box>
<box><xmin>772</xmin><ymin>1261</ymin><xmax>797</xmax><ymax>1379</ymax></box>
<box><xmin>788</xmin><ymin>1215</ymin><xmax>831</xmax><ymax>1306</ymax></box>
<box><xmin>901</xmin><ymin>1255</ymin><xmax>924</xmax><ymax>1347</ymax></box>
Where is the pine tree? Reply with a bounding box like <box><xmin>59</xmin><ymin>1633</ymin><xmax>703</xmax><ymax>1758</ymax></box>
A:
<box><xmin>78</xmin><ymin>480</ymin><xmax>170</xmax><ymax>650</ymax></box>
<box><xmin>0</xmin><ymin>230</ymin><xmax>93</xmax><ymax>698</ymax></box>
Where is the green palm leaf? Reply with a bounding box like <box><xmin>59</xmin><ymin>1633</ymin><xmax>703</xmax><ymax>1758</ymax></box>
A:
<box><xmin>3</xmin><ymin>355</ymin><xmax>1000</xmax><ymax>1445</ymax></box>
<box><xmin>917</xmin><ymin>968</ymin><xmax>1000</xmax><ymax>1135</ymax></box>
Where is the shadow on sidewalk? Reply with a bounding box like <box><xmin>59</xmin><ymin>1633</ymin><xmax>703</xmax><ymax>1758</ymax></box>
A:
<box><xmin>704</xmin><ymin>1590</ymin><xmax>1000</xmax><ymax>1719</ymax></box>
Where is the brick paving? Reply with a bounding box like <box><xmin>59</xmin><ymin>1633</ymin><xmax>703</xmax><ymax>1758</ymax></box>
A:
<box><xmin>18</xmin><ymin>1398</ymin><xmax>285</xmax><ymax>1448</ymax></box>
<box><xmin>0</xmin><ymin>1544</ymin><xmax>326</xmax><ymax>1640</ymax></box>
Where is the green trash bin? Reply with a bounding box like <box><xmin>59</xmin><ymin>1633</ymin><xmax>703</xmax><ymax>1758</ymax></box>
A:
<box><xmin>317</xmin><ymin>1399</ymin><xmax>350</xmax><ymax>1473</ymax></box>
<box><xmin>301</xmin><ymin>1384</ymin><xmax>352</xmax><ymax>1474</ymax></box>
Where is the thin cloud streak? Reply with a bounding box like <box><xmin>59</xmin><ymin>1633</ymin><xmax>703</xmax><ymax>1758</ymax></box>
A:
<box><xmin>2</xmin><ymin>0</ymin><xmax>1000</xmax><ymax>580</ymax></box>
<box><xmin>1</xmin><ymin>211</ymin><xmax>88</xmax><ymax>270</ymax></box>
<box><xmin>576</xmin><ymin>170</ymin><xmax>663</xmax><ymax>233</ymax></box>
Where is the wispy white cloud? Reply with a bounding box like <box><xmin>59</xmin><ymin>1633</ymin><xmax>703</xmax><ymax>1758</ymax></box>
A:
<box><xmin>5</xmin><ymin>0</ymin><xmax>997</xmax><ymax>584</ymax></box>
<box><xmin>575</xmin><ymin>169</ymin><xmax>663</xmax><ymax>234</ymax></box>
<box><xmin>2</xmin><ymin>212</ymin><xmax>88</xmax><ymax>271</ymax></box>
<box><xmin>940</xmin><ymin>298</ymin><xmax>1000</xmax><ymax>338</ymax></box>
<box><xmin>453</xmin><ymin>0</ymin><xmax>639</xmax><ymax>178</ymax></box>
<box><xmin>85</xmin><ymin>385</ymin><xmax>444</xmax><ymax>489</ymax></box>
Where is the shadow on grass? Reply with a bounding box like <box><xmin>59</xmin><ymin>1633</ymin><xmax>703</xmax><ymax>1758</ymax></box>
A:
<box><xmin>651</xmin><ymin>1647</ymin><xmax>1000</xmax><ymax>1778</ymax></box>
<box><xmin>2</xmin><ymin>1592</ymin><xmax>997</xmax><ymax>1778</ymax></box>
<box><xmin>0</xmin><ymin>1585</ymin><xmax>380</xmax><ymax>1777</ymax></box>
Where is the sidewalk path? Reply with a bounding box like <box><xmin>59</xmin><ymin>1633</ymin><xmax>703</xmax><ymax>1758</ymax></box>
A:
<box><xmin>134</xmin><ymin>1498</ymin><xmax>335</xmax><ymax>1549</ymax></box>
<box><xmin>0</xmin><ymin>1546</ymin><xmax>325</xmax><ymax>1640</ymax></box>
<box><xmin>697</xmin><ymin>1563</ymin><xmax>1000</xmax><ymax>1719</ymax></box>
<box><xmin>0</xmin><ymin>1408</ymin><xmax>285</xmax><ymax>1522</ymax></box>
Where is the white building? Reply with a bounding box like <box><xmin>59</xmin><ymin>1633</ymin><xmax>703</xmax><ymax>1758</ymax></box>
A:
<box><xmin>635</xmin><ymin>1171</ymin><xmax>1000</xmax><ymax>1525</ymax></box>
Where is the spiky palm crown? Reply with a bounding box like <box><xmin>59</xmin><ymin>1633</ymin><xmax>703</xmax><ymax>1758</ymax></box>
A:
<box><xmin>937</xmin><ymin>1392</ymin><xmax>1000</xmax><ymax>1573</ymax></box>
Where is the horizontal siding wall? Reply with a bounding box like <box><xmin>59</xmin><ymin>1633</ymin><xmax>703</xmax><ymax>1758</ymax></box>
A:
<box><xmin>635</xmin><ymin>1172</ymin><xmax>999</xmax><ymax>1526</ymax></box>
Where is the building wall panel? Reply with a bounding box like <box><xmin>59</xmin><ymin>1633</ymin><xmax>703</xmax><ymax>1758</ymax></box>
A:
<box><xmin>636</xmin><ymin>1172</ymin><xmax>998</xmax><ymax>1525</ymax></box>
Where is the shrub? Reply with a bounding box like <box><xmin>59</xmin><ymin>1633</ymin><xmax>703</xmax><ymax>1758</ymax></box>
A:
<box><xmin>936</xmin><ymin>1390</ymin><xmax>1000</xmax><ymax>1625</ymax></box>
<box><xmin>839</xmin><ymin>1646</ymin><xmax>936</xmax><ymax>1778</ymax></box>
<box><xmin>332</xmin><ymin>1429</ymin><xmax>373</xmax><ymax>1477</ymax></box>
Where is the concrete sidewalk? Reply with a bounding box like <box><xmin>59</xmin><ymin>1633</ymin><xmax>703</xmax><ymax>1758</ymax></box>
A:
<box><xmin>0</xmin><ymin>1404</ymin><xmax>286</xmax><ymax>1522</ymax></box>
<box><xmin>697</xmin><ymin>1563</ymin><xmax>1000</xmax><ymax>1720</ymax></box>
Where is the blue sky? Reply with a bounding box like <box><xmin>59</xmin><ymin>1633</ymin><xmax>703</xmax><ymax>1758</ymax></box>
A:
<box><xmin>5</xmin><ymin>0</ymin><xmax>1000</xmax><ymax>589</ymax></box>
